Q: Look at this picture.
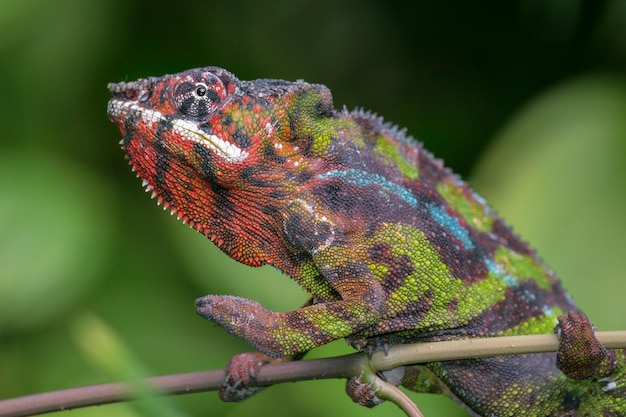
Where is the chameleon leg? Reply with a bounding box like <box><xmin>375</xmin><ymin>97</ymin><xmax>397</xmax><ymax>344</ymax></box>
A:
<box><xmin>219</xmin><ymin>301</ymin><xmax>314</xmax><ymax>401</ymax></box>
<box><xmin>196</xmin><ymin>283</ymin><xmax>384</xmax><ymax>358</ymax></box>
<box><xmin>196</xmin><ymin>197</ymin><xmax>387</xmax><ymax>357</ymax></box>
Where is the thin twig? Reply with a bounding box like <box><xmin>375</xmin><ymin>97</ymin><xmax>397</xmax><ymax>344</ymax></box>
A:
<box><xmin>375</xmin><ymin>377</ymin><xmax>425</xmax><ymax>417</ymax></box>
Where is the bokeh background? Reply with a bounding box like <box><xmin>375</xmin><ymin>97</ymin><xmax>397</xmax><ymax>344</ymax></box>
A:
<box><xmin>1</xmin><ymin>1</ymin><xmax>625</xmax><ymax>416</ymax></box>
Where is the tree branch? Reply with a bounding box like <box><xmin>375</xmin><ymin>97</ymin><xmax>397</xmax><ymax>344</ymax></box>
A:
<box><xmin>1</xmin><ymin>331</ymin><xmax>624</xmax><ymax>417</ymax></box>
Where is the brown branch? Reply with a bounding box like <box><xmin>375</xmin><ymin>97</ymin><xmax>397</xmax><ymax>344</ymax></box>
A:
<box><xmin>371</xmin><ymin>330</ymin><xmax>626</xmax><ymax>371</ymax></box>
<box><xmin>0</xmin><ymin>370</ymin><xmax>224</xmax><ymax>417</ymax></box>
<box><xmin>0</xmin><ymin>356</ymin><xmax>367</xmax><ymax>417</ymax></box>
<box><xmin>1</xmin><ymin>331</ymin><xmax>625</xmax><ymax>417</ymax></box>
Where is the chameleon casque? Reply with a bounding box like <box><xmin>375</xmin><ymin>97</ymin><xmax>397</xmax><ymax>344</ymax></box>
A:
<box><xmin>107</xmin><ymin>67</ymin><xmax>625</xmax><ymax>416</ymax></box>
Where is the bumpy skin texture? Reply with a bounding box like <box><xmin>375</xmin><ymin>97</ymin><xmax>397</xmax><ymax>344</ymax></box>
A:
<box><xmin>108</xmin><ymin>67</ymin><xmax>625</xmax><ymax>416</ymax></box>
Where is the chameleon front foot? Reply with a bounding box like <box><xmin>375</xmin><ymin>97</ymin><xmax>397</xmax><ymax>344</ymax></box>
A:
<box><xmin>220</xmin><ymin>351</ymin><xmax>270</xmax><ymax>402</ymax></box>
<box><xmin>555</xmin><ymin>311</ymin><xmax>617</xmax><ymax>380</ymax></box>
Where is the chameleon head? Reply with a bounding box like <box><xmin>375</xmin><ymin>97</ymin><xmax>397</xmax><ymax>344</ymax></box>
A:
<box><xmin>107</xmin><ymin>67</ymin><xmax>249</xmax><ymax>167</ymax></box>
<box><xmin>106</xmin><ymin>67</ymin><xmax>329</xmax><ymax>266</ymax></box>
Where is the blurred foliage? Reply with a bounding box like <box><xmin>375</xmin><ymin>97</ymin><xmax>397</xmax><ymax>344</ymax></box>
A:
<box><xmin>0</xmin><ymin>1</ymin><xmax>624</xmax><ymax>416</ymax></box>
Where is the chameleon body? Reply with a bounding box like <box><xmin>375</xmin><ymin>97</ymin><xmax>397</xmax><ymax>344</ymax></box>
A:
<box><xmin>107</xmin><ymin>67</ymin><xmax>625</xmax><ymax>416</ymax></box>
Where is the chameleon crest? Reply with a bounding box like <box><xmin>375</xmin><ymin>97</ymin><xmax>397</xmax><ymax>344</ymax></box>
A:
<box><xmin>108</xmin><ymin>67</ymin><xmax>625</xmax><ymax>416</ymax></box>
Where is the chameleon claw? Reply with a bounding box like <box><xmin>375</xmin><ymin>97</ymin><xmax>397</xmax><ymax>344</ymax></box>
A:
<box><xmin>346</xmin><ymin>372</ymin><xmax>384</xmax><ymax>408</ymax></box>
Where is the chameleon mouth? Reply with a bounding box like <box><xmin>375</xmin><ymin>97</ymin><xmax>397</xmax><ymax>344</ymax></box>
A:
<box><xmin>107</xmin><ymin>98</ymin><xmax>249</xmax><ymax>163</ymax></box>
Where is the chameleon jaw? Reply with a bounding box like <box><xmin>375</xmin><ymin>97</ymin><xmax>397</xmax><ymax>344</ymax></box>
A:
<box><xmin>107</xmin><ymin>99</ymin><xmax>249</xmax><ymax>163</ymax></box>
<box><xmin>169</xmin><ymin>117</ymin><xmax>249</xmax><ymax>163</ymax></box>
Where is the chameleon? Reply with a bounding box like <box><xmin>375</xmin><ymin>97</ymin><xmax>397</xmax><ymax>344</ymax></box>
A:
<box><xmin>107</xmin><ymin>66</ymin><xmax>625</xmax><ymax>416</ymax></box>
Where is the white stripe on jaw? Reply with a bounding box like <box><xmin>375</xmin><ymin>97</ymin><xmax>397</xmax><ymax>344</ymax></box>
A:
<box><xmin>108</xmin><ymin>99</ymin><xmax>249</xmax><ymax>163</ymax></box>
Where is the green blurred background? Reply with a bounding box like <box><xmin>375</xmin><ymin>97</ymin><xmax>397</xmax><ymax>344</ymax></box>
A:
<box><xmin>1</xmin><ymin>1</ymin><xmax>625</xmax><ymax>416</ymax></box>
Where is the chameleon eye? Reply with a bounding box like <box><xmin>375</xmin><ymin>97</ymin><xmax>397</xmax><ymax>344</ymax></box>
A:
<box><xmin>172</xmin><ymin>74</ymin><xmax>226</xmax><ymax>118</ymax></box>
<box><xmin>195</xmin><ymin>84</ymin><xmax>207</xmax><ymax>97</ymax></box>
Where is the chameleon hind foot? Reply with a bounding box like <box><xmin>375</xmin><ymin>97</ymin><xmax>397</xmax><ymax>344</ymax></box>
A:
<box><xmin>346</xmin><ymin>373</ymin><xmax>385</xmax><ymax>407</ymax></box>
<box><xmin>555</xmin><ymin>311</ymin><xmax>617</xmax><ymax>380</ymax></box>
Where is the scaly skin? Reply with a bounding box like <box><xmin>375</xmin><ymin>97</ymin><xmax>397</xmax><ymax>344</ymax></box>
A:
<box><xmin>107</xmin><ymin>67</ymin><xmax>625</xmax><ymax>416</ymax></box>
